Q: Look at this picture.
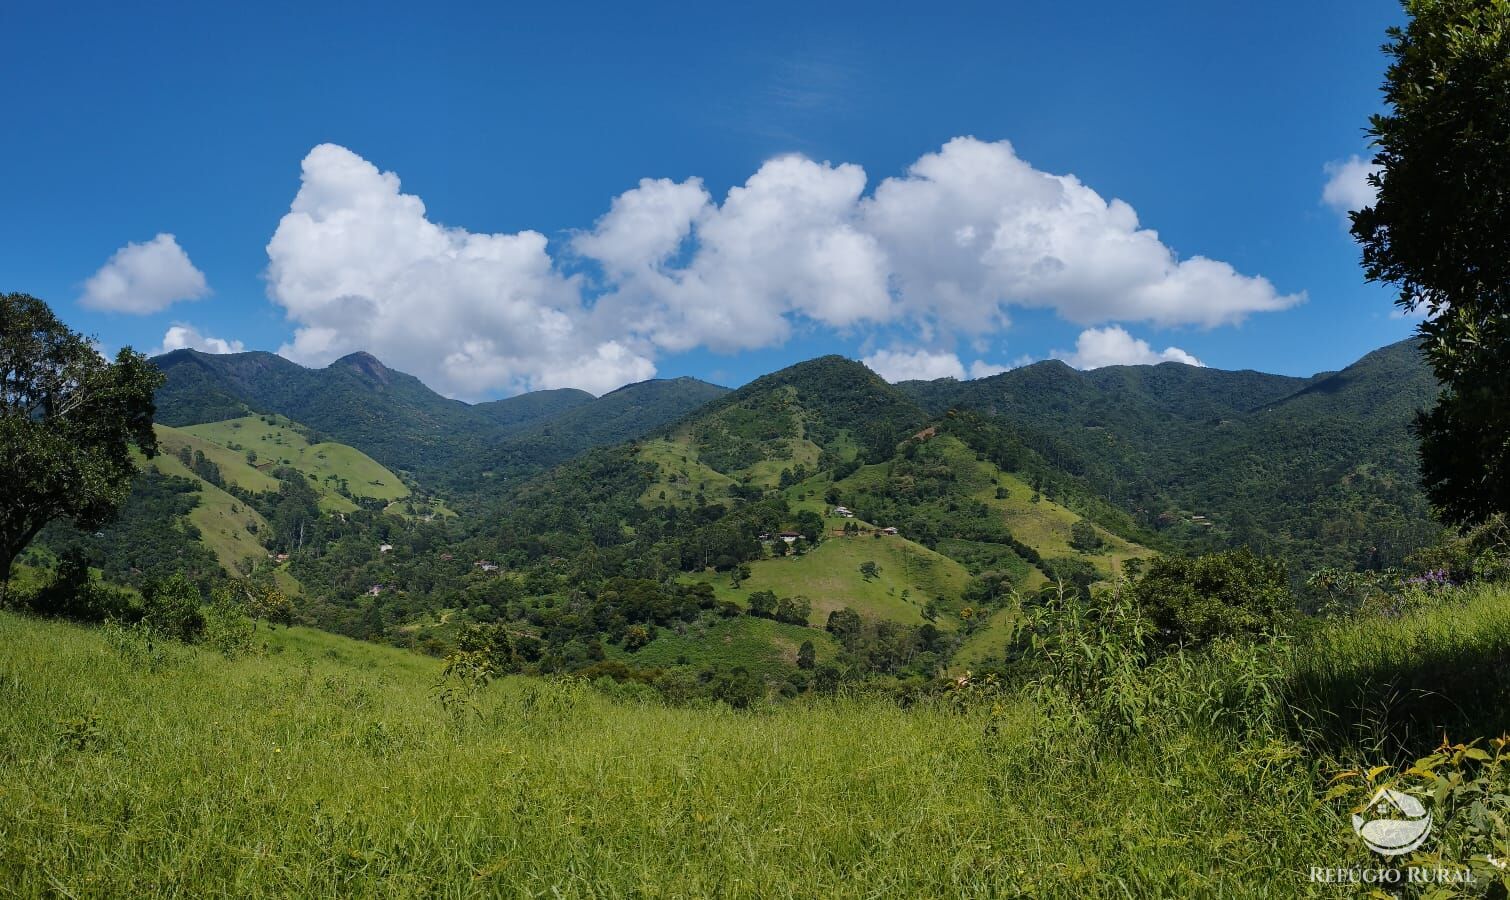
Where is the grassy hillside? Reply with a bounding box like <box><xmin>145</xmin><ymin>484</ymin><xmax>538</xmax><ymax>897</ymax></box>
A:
<box><xmin>179</xmin><ymin>414</ymin><xmax>410</xmax><ymax>511</ymax></box>
<box><xmin>834</xmin><ymin>434</ymin><xmax>1151</xmax><ymax>585</ymax></box>
<box><xmin>0</xmin><ymin>610</ymin><xmax>1363</xmax><ymax>897</ymax></box>
<box><xmin>141</xmin><ymin>450</ymin><xmax>270</xmax><ymax>571</ymax></box>
<box><xmin>689</xmin><ymin>529</ymin><xmax>970</xmax><ymax>627</ymax></box>
<box><xmin>638</xmin><ymin>436</ymin><xmax>739</xmax><ymax>507</ymax></box>
<box><xmin>624</xmin><ymin>615</ymin><xmax>841</xmax><ymax>680</ymax></box>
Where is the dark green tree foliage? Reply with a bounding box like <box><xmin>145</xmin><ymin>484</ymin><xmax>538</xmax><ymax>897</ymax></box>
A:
<box><xmin>267</xmin><ymin>467</ymin><xmax>322</xmax><ymax>553</ymax></box>
<box><xmin>794</xmin><ymin>509</ymin><xmax>824</xmax><ymax>543</ymax></box>
<box><xmin>962</xmin><ymin>571</ymin><xmax>1016</xmax><ymax>610</ymax></box>
<box><xmin>27</xmin><ymin>548</ymin><xmax>134</xmax><ymax>622</ymax></box>
<box><xmin>1070</xmin><ymin>521</ymin><xmax>1105</xmax><ymax>553</ymax></box>
<box><xmin>747</xmin><ymin>590</ymin><xmax>777</xmax><ymax>618</ymax></box>
<box><xmin>1351</xmin><ymin>0</ymin><xmax>1510</xmax><ymax>525</ymax></box>
<box><xmin>141</xmin><ymin>573</ymin><xmax>206</xmax><ymax>642</ymax></box>
<box><xmin>773</xmin><ymin>595</ymin><xmax>811</xmax><ymax>626</ymax></box>
<box><xmin>1</xmin><ymin>293</ymin><xmax>163</xmax><ymax>595</ymax></box>
<box><xmin>825</xmin><ymin>607</ymin><xmax>863</xmax><ymax>645</ymax></box>
<box><xmin>38</xmin><ymin>469</ymin><xmax>221</xmax><ymax>590</ymax></box>
<box><xmin>1128</xmin><ymin>549</ymin><xmax>1292</xmax><ymax>648</ymax></box>
<box><xmin>796</xmin><ymin>640</ymin><xmax>816</xmax><ymax>670</ymax></box>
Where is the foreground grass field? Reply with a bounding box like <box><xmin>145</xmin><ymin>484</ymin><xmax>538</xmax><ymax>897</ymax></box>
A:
<box><xmin>1</xmin><ymin>609</ymin><xmax>1422</xmax><ymax>898</ymax></box>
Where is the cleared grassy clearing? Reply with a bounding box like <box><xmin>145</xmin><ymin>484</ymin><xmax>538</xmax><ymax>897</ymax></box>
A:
<box><xmin>619</xmin><ymin>615</ymin><xmax>840</xmax><ymax>680</ymax></box>
<box><xmin>687</xmin><ymin>530</ymin><xmax>970</xmax><ymax>627</ymax></box>
<box><xmin>181</xmin><ymin>415</ymin><xmax>409</xmax><ymax>509</ymax></box>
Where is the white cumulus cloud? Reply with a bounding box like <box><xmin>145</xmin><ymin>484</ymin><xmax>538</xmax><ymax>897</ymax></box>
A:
<box><xmin>1057</xmin><ymin>326</ymin><xmax>1202</xmax><ymax>370</ymax></box>
<box><xmin>265</xmin><ymin>144</ymin><xmax>655</xmax><ymax>399</ymax></box>
<box><xmin>968</xmin><ymin>360</ymin><xmax>1012</xmax><ymax>379</ymax></box>
<box><xmin>80</xmin><ymin>233</ymin><xmax>209</xmax><ymax>314</ymax></box>
<box><xmin>154</xmin><ymin>323</ymin><xmax>245</xmax><ymax>355</ymax></box>
<box><xmin>861</xmin><ymin>347</ymin><xmax>1015</xmax><ymax>383</ymax></box>
<box><xmin>862</xmin><ymin>348</ymin><xmax>967</xmax><ymax>382</ymax></box>
<box><xmin>859</xmin><ymin>138</ymin><xmax>1300</xmax><ymax>329</ymax></box>
<box><xmin>265</xmin><ymin>139</ymin><xmax>1296</xmax><ymax>396</ymax></box>
<box><xmin>580</xmin><ymin>154</ymin><xmax>893</xmax><ymax>354</ymax></box>
<box><xmin>1322</xmin><ymin>155</ymin><xmax>1380</xmax><ymax>223</ymax></box>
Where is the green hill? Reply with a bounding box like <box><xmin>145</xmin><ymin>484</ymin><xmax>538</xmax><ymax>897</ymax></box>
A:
<box><xmin>114</xmin><ymin>339</ymin><xmax>1445</xmax><ymax>682</ymax></box>
<box><xmin>177</xmin><ymin>415</ymin><xmax>410</xmax><ymax>511</ymax></box>
<box><xmin>596</xmin><ymin>358</ymin><xmax>1155</xmax><ymax>669</ymax></box>
<box><xmin>471</xmin><ymin>386</ymin><xmax>595</xmax><ymax>429</ymax></box>
<box><xmin>898</xmin><ymin>338</ymin><xmax>1440</xmax><ymax>569</ymax></box>
<box><xmin>469</xmin><ymin>377</ymin><xmax>733</xmax><ymax>485</ymax></box>
<box><xmin>151</xmin><ymin>349</ymin><xmax>729</xmax><ymax>491</ymax></box>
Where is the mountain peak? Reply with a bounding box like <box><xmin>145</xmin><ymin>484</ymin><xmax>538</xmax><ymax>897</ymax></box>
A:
<box><xmin>330</xmin><ymin>351</ymin><xmax>392</xmax><ymax>384</ymax></box>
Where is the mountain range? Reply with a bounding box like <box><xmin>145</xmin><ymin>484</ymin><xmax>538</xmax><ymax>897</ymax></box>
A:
<box><xmin>152</xmin><ymin>348</ymin><xmax>729</xmax><ymax>490</ymax></box>
<box><xmin>151</xmin><ymin>338</ymin><xmax>1439</xmax><ymax>571</ymax></box>
<box><xmin>31</xmin><ymin>335</ymin><xmax>1439</xmax><ymax>678</ymax></box>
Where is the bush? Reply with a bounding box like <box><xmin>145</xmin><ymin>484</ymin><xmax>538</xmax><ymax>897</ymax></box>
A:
<box><xmin>1128</xmin><ymin>549</ymin><xmax>1291</xmax><ymax>648</ymax></box>
<box><xmin>28</xmin><ymin>550</ymin><xmax>134</xmax><ymax>623</ymax></box>
<box><xmin>200</xmin><ymin>583</ymin><xmax>255</xmax><ymax>657</ymax></box>
<box><xmin>1408</xmin><ymin>514</ymin><xmax>1510</xmax><ymax>584</ymax></box>
<box><xmin>1069</xmin><ymin>521</ymin><xmax>1104</xmax><ymax>553</ymax></box>
<box><xmin>141</xmin><ymin>573</ymin><xmax>205</xmax><ymax>643</ymax></box>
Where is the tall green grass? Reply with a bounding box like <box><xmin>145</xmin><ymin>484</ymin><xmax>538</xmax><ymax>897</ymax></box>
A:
<box><xmin>0</xmin><ymin>611</ymin><xmax>1369</xmax><ymax>897</ymax></box>
<box><xmin>1285</xmin><ymin>582</ymin><xmax>1510</xmax><ymax>758</ymax></box>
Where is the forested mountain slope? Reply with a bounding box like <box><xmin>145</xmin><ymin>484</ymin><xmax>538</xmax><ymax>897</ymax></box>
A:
<box><xmin>151</xmin><ymin>349</ymin><xmax>728</xmax><ymax>489</ymax></box>
<box><xmin>897</xmin><ymin>338</ymin><xmax>1439</xmax><ymax>568</ymax></box>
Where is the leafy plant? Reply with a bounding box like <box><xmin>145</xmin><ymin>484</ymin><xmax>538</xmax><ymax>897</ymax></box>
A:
<box><xmin>1329</xmin><ymin>737</ymin><xmax>1510</xmax><ymax>893</ymax></box>
<box><xmin>1128</xmin><ymin>549</ymin><xmax>1291</xmax><ymax>648</ymax></box>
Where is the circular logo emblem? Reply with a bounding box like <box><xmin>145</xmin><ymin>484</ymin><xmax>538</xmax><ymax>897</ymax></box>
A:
<box><xmin>1353</xmin><ymin>788</ymin><xmax>1433</xmax><ymax>857</ymax></box>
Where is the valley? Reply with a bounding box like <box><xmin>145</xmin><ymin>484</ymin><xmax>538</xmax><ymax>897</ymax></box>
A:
<box><xmin>22</xmin><ymin>339</ymin><xmax>1442</xmax><ymax>692</ymax></box>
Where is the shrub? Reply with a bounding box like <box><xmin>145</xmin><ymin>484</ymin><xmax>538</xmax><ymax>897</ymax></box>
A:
<box><xmin>1069</xmin><ymin>521</ymin><xmax>1104</xmax><ymax>553</ymax></box>
<box><xmin>1327</xmin><ymin>738</ymin><xmax>1510</xmax><ymax>888</ymax></box>
<box><xmin>1408</xmin><ymin>514</ymin><xmax>1510</xmax><ymax>584</ymax></box>
<box><xmin>28</xmin><ymin>549</ymin><xmax>133</xmax><ymax>623</ymax></box>
<box><xmin>200</xmin><ymin>584</ymin><xmax>255</xmax><ymax>657</ymax></box>
<box><xmin>1128</xmin><ymin>549</ymin><xmax>1291</xmax><ymax>648</ymax></box>
<box><xmin>141</xmin><ymin>573</ymin><xmax>205</xmax><ymax>643</ymax></box>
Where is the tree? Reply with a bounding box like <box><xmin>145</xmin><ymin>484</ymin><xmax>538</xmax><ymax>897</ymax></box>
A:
<box><xmin>248</xmin><ymin>584</ymin><xmax>295</xmax><ymax>629</ymax></box>
<box><xmin>1128</xmin><ymin>549</ymin><xmax>1292</xmax><ymax>648</ymax></box>
<box><xmin>858</xmin><ymin>560</ymin><xmax>880</xmax><ymax>581</ymax></box>
<box><xmin>1069</xmin><ymin>521</ymin><xmax>1105</xmax><ymax>553</ymax></box>
<box><xmin>825</xmin><ymin>606</ymin><xmax>863</xmax><ymax>648</ymax></box>
<box><xmin>0</xmin><ymin>293</ymin><xmax>163</xmax><ymax>599</ymax></box>
<box><xmin>623</xmin><ymin>623</ymin><xmax>653</xmax><ymax>651</ymax></box>
<box><xmin>729</xmin><ymin>563</ymin><xmax>752</xmax><ymax>588</ymax></box>
<box><xmin>794</xmin><ymin>509</ymin><xmax>824</xmax><ymax>543</ymax></box>
<box><xmin>28</xmin><ymin>547</ymin><xmax>131</xmax><ymax>622</ymax></box>
<box><xmin>747</xmin><ymin>589</ymin><xmax>777</xmax><ymax>618</ymax></box>
<box><xmin>1351</xmin><ymin>2</ymin><xmax>1510</xmax><ymax>524</ymax></box>
<box><xmin>141</xmin><ymin>573</ymin><xmax>206</xmax><ymax>642</ymax></box>
<box><xmin>797</xmin><ymin>640</ymin><xmax>816</xmax><ymax>670</ymax></box>
<box><xmin>775</xmin><ymin>595</ymin><xmax>811</xmax><ymax>625</ymax></box>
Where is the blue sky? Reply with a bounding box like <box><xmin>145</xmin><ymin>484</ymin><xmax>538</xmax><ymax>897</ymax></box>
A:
<box><xmin>1</xmin><ymin>0</ymin><xmax>1413</xmax><ymax>398</ymax></box>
